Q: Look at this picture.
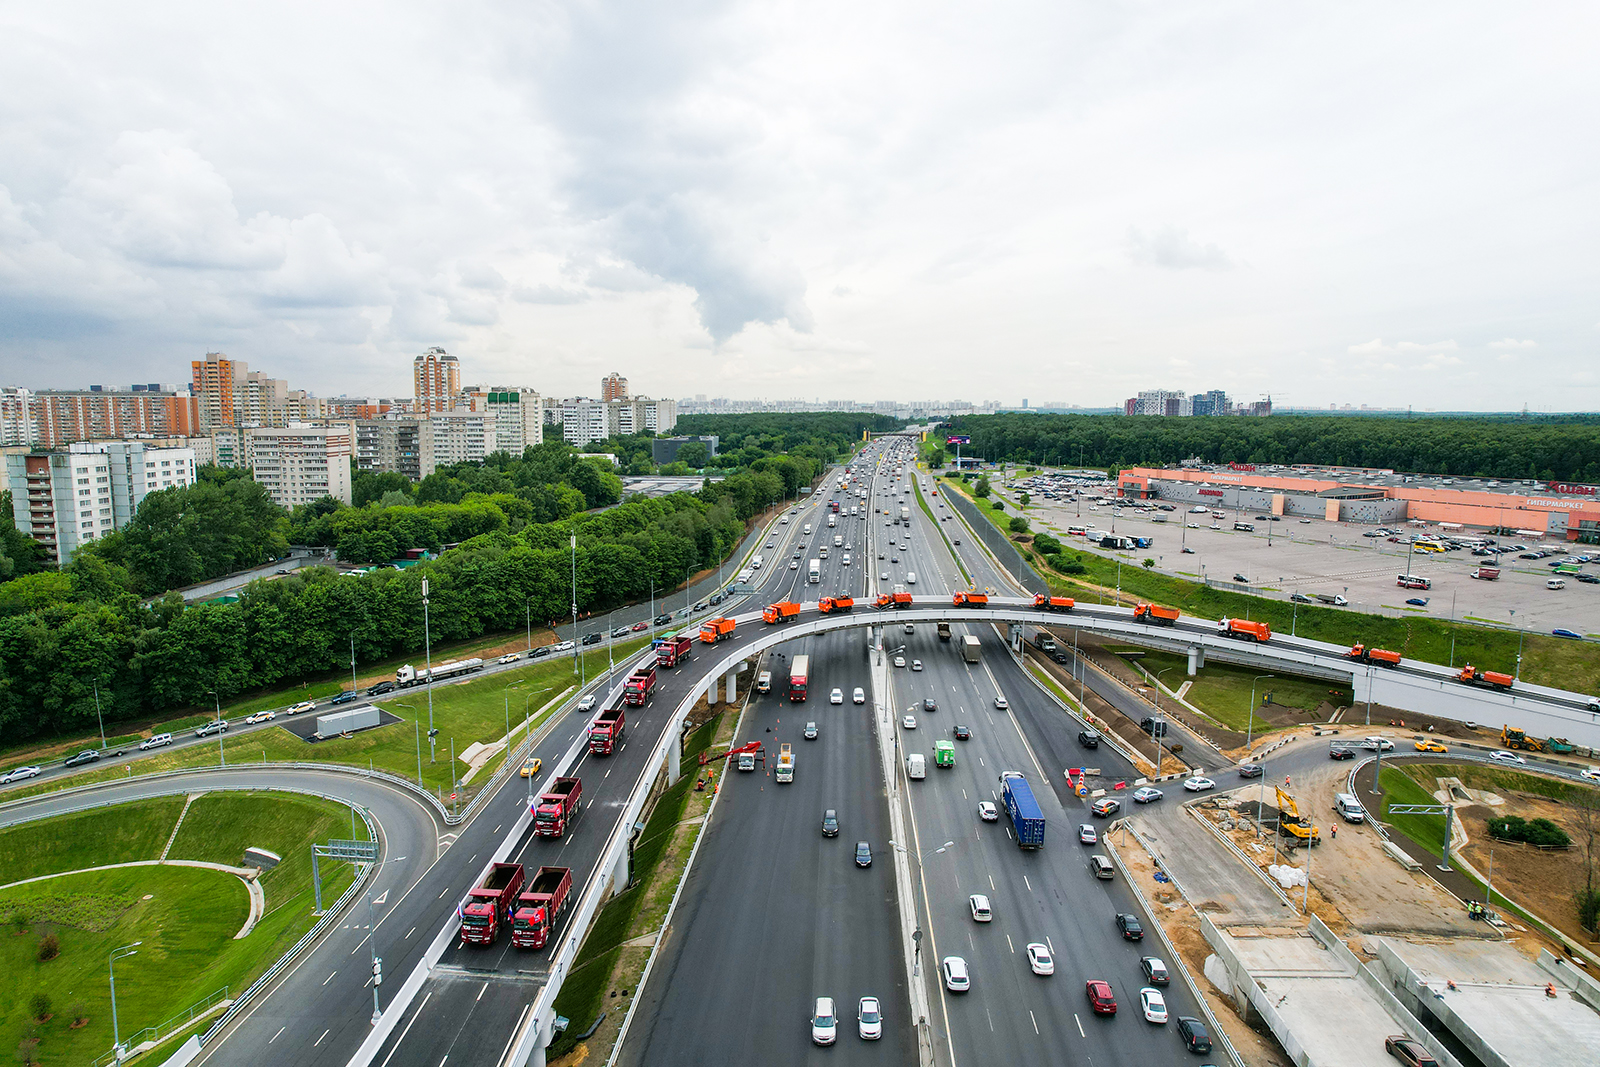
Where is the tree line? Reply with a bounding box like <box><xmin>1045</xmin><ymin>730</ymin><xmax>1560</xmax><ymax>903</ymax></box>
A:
<box><xmin>941</xmin><ymin>413</ymin><xmax>1600</xmax><ymax>483</ymax></box>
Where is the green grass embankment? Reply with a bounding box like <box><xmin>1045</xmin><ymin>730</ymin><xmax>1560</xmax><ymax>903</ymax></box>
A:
<box><xmin>939</xmin><ymin>475</ymin><xmax>1592</xmax><ymax>694</ymax></box>
<box><xmin>0</xmin><ymin>793</ymin><xmax>363</xmax><ymax>1066</ymax></box>
<box><xmin>1117</xmin><ymin>649</ymin><xmax>1351</xmax><ymax>732</ymax></box>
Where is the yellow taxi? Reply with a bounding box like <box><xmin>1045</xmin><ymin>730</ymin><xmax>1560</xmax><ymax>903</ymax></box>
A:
<box><xmin>1414</xmin><ymin>739</ymin><xmax>1448</xmax><ymax>753</ymax></box>
<box><xmin>519</xmin><ymin>756</ymin><xmax>543</xmax><ymax>777</ymax></box>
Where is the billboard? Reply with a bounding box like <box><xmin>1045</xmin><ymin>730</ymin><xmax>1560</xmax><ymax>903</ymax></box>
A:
<box><xmin>946</xmin><ymin>435</ymin><xmax>970</xmax><ymax>445</ymax></box>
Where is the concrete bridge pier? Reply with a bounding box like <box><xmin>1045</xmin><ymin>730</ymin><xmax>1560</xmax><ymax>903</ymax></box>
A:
<box><xmin>1188</xmin><ymin>645</ymin><xmax>1205</xmax><ymax>675</ymax></box>
<box><xmin>725</xmin><ymin>666</ymin><xmax>739</xmax><ymax>703</ymax></box>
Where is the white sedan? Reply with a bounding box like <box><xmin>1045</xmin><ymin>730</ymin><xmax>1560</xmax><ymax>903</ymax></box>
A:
<box><xmin>978</xmin><ymin>801</ymin><xmax>999</xmax><ymax>822</ymax></box>
<box><xmin>497</xmin><ymin>653</ymin><xmax>521</xmax><ymax>664</ymax></box>
<box><xmin>245</xmin><ymin>710</ymin><xmax>276</xmax><ymax>725</ymax></box>
<box><xmin>1026</xmin><ymin>943</ymin><xmax>1054</xmax><ymax>976</ymax></box>
<box><xmin>830</xmin><ymin>688</ymin><xmax>844</xmax><ymax>705</ymax></box>
<box><xmin>1488</xmin><ymin>750</ymin><xmax>1527</xmax><ymax>765</ymax></box>
<box><xmin>1079</xmin><ymin>824</ymin><xmax>1098</xmax><ymax>844</ymax></box>
<box><xmin>287</xmin><ymin>700</ymin><xmax>317</xmax><ymax>715</ymax></box>
<box><xmin>1</xmin><ymin>765</ymin><xmax>42</xmax><ymax>785</ymax></box>
<box><xmin>1139</xmin><ymin>986</ymin><xmax>1168</xmax><ymax>1023</ymax></box>
<box><xmin>857</xmin><ymin>997</ymin><xmax>882</xmax><ymax>1041</ymax></box>
<box><xmin>994</xmin><ymin>696</ymin><xmax>1009</xmax><ymax>710</ymax></box>
<box><xmin>894</xmin><ymin>656</ymin><xmax>906</xmax><ymax>668</ymax></box>
<box><xmin>853</xmin><ymin>687</ymin><xmax>866</xmax><ymax>704</ymax></box>
<box><xmin>902</xmin><ymin>715</ymin><xmax>917</xmax><ymax>730</ymax></box>
<box><xmin>1182</xmin><ymin>776</ymin><xmax>1216</xmax><ymax>792</ymax></box>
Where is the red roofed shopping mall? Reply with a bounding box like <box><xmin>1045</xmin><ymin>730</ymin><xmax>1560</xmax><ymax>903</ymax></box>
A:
<box><xmin>1115</xmin><ymin>465</ymin><xmax>1600</xmax><ymax>544</ymax></box>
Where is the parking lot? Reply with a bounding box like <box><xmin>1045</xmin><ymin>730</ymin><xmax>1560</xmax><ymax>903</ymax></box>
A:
<box><xmin>992</xmin><ymin>470</ymin><xmax>1600</xmax><ymax>638</ymax></box>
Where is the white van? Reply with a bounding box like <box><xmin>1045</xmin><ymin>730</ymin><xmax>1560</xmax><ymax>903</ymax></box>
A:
<box><xmin>1333</xmin><ymin>793</ymin><xmax>1366</xmax><ymax>823</ymax></box>
<box><xmin>139</xmin><ymin>732</ymin><xmax>174</xmax><ymax>751</ymax></box>
<box><xmin>907</xmin><ymin>753</ymin><xmax>926</xmax><ymax>779</ymax></box>
<box><xmin>756</xmin><ymin>671</ymin><xmax>772</xmax><ymax>693</ymax></box>
<box><xmin>803</xmin><ymin>523</ymin><xmax>812</xmax><ymax>536</ymax></box>
<box><xmin>751</xmin><ymin>555</ymin><xmax>764</xmax><ymax>570</ymax></box>
<box><xmin>1547</xmin><ymin>577</ymin><xmax>1566</xmax><ymax>590</ymax></box>
<box><xmin>906</xmin><ymin>572</ymin><xmax>916</xmax><ymax>585</ymax></box>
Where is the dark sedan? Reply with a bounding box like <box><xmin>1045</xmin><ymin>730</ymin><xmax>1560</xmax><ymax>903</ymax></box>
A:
<box><xmin>854</xmin><ymin>841</ymin><xmax>873</xmax><ymax>867</ymax></box>
<box><xmin>64</xmin><ymin>749</ymin><xmax>102</xmax><ymax>768</ymax></box>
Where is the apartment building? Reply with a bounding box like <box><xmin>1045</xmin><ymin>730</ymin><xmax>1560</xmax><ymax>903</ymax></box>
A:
<box><xmin>1</xmin><ymin>387</ymin><xmax>200</xmax><ymax>446</ymax></box>
<box><xmin>552</xmin><ymin>396</ymin><xmax>676</xmax><ymax>447</ymax></box>
<box><xmin>429</xmin><ymin>411</ymin><xmax>497</xmax><ymax>469</ymax></box>
<box><xmin>414</xmin><ymin>347</ymin><xmax>461</xmax><ymax>414</ymax></box>
<box><xmin>246</xmin><ymin>425</ymin><xmax>353</xmax><ymax>507</ymax></box>
<box><xmin>600</xmin><ymin>372</ymin><xmax>629</xmax><ymax>401</ymax></box>
<box><xmin>192</xmin><ymin>353</ymin><xmax>312</xmax><ymax>430</ymax></box>
<box><xmin>483</xmin><ymin>390</ymin><xmax>544</xmax><ymax>455</ymax></box>
<box><xmin>72</xmin><ymin>440</ymin><xmax>197</xmax><ymax>526</ymax></box>
<box><xmin>3</xmin><ymin>449</ymin><xmax>115</xmax><ymax>562</ymax></box>
<box><xmin>355</xmin><ymin>419</ymin><xmax>428</xmax><ymax>481</ymax></box>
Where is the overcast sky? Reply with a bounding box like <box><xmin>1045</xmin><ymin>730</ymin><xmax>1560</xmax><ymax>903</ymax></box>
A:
<box><xmin>2</xmin><ymin>2</ymin><xmax>1596</xmax><ymax>410</ymax></box>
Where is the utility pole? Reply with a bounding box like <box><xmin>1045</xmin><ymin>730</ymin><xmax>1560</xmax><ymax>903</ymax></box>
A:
<box><xmin>109</xmin><ymin>942</ymin><xmax>141</xmax><ymax>1062</ymax></box>
<box><xmin>423</xmin><ymin>578</ymin><xmax>436</xmax><ymax>763</ymax></box>
<box><xmin>94</xmin><ymin>679</ymin><xmax>106</xmax><ymax>749</ymax></box>
<box><xmin>571</xmin><ymin>534</ymin><xmax>579</xmax><ymax>674</ymax></box>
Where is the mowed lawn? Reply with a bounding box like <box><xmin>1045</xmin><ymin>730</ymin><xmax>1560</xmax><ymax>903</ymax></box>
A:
<box><xmin>1120</xmin><ymin>649</ymin><xmax>1352</xmax><ymax>732</ymax></box>
<box><xmin>0</xmin><ymin>792</ymin><xmax>363</xmax><ymax>1066</ymax></box>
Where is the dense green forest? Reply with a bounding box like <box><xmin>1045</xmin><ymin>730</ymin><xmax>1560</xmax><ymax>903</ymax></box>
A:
<box><xmin>940</xmin><ymin>413</ymin><xmax>1600</xmax><ymax>482</ymax></box>
<box><xmin>675</xmin><ymin>412</ymin><xmax>902</xmax><ymax>468</ymax></box>
<box><xmin>0</xmin><ymin>417</ymin><xmax>866</xmax><ymax>743</ymax></box>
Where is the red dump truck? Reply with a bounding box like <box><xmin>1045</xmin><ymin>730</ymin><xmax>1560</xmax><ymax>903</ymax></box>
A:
<box><xmin>623</xmin><ymin>665</ymin><xmax>656</xmax><ymax>706</ymax></box>
<box><xmin>534</xmin><ymin>777</ymin><xmax>582</xmax><ymax>837</ymax></box>
<box><xmin>460</xmin><ymin>861</ymin><xmax>525</xmax><ymax>946</ymax></box>
<box><xmin>1457</xmin><ymin>665</ymin><xmax>1514</xmax><ymax>691</ymax></box>
<box><xmin>699</xmin><ymin>617</ymin><xmax>736</xmax><ymax>643</ymax></box>
<box><xmin>818</xmin><ymin>595</ymin><xmax>854</xmax><ymax>614</ymax></box>
<box><xmin>952</xmin><ymin>592</ymin><xmax>989</xmax><ymax>606</ymax></box>
<box><xmin>874</xmin><ymin>589</ymin><xmax>914</xmax><ymax>610</ymax></box>
<box><xmin>655</xmin><ymin>634</ymin><xmax>694</xmax><ymax>668</ymax></box>
<box><xmin>1347</xmin><ymin>644</ymin><xmax>1402</xmax><ymax>667</ymax></box>
<box><xmin>1033</xmin><ymin>593</ymin><xmax>1075</xmax><ymax>612</ymax></box>
<box><xmin>589</xmin><ymin>705</ymin><xmax>625</xmax><ymax>755</ymax></box>
<box><xmin>1133</xmin><ymin>603</ymin><xmax>1180</xmax><ymax>626</ymax></box>
<box><xmin>763</xmin><ymin>601</ymin><xmax>801</xmax><ymax>624</ymax></box>
<box><xmin>1219</xmin><ymin>618</ymin><xmax>1272</xmax><ymax>643</ymax></box>
<box><xmin>511</xmin><ymin>865</ymin><xmax>573</xmax><ymax>950</ymax></box>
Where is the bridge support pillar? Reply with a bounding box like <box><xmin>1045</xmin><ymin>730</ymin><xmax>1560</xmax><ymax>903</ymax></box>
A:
<box><xmin>725</xmin><ymin>667</ymin><xmax>739</xmax><ymax>703</ymax></box>
<box><xmin>607</xmin><ymin>836</ymin><xmax>629</xmax><ymax>897</ymax></box>
<box><xmin>1008</xmin><ymin>623</ymin><xmax>1023</xmax><ymax>653</ymax></box>
<box><xmin>667</xmin><ymin>731</ymin><xmax>681</xmax><ymax>783</ymax></box>
<box><xmin>1188</xmin><ymin>645</ymin><xmax>1205</xmax><ymax>675</ymax></box>
<box><xmin>706</xmin><ymin>673</ymin><xmax>718</xmax><ymax>706</ymax></box>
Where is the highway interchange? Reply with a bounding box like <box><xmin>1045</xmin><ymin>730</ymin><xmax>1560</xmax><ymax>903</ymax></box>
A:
<box><xmin>8</xmin><ymin>435</ymin><xmax>1592</xmax><ymax>1067</ymax></box>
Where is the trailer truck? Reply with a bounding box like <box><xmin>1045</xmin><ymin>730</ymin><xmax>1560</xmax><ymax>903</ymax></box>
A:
<box><xmin>623</xmin><ymin>665</ymin><xmax>656</xmax><ymax>706</ymax></box>
<box><xmin>588</xmin><ymin>705</ymin><xmax>625</xmax><ymax>755</ymax></box>
<box><xmin>511</xmin><ymin>866</ymin><xmax>572</xmax><ymax>950</ymax></box>
<box><xmin>533</xmin><ymin>777</ymin><xmax>582</xmax><ymax>837</ymax></box>
<box><xmin>655</xmin><ymin>634</ymin><xmax>694</xmax><ymax>668</ymax></box>
<box><xmin>999</xmin><ymin>772</ymin><xmax>1046</xmax><ymax>849</ymax></box>
<box><xmin>961</xmin><ymin>635</ymin><xmax>981</xmax><ymax>664</ymax></box>
<box><xmin>396</xmin><ymin>657</ymin><xmax>485</xmax><ymax>687</ymax></box>
<box><xmin>460</xmin><ymin>862</ymin><xmax>525</xmax><ymax>945</ymax></box>
<box><xmin>789</xmin><ymin>654</ymin><xmax>810</xmax><ymax>701</ymax></box>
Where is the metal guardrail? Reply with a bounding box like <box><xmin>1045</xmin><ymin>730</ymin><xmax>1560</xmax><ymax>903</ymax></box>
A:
<box><xmin>89</xmin><ymin>986</ymin><xmax>230</xmax><ymax>1067</ymax></box>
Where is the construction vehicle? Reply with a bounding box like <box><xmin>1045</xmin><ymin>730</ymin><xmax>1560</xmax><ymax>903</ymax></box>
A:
<box><xmin>1219</xmin><ymin>618</ymin><xmax>1271</xmax><ymax>643</ymax></box>
<box><xmin>1500</xmin><ymin>725</ymin><xmax>1545</xmax><ymax>753</ymax></box>
<box><xmin>1547</xmin><ymin>737</ymin><xmax>1576</xmax><ymax>754</ymax></box>
<box><xmin>1274</xmin><ymin>786</ymin><xmax>1321</xmax><ymax>848</ymax></box>
<box><xmin>534</xmin><ymin>777</ymin><xmax>582</xmax><ymax>838</ymax></box>
<box><xmin>937</xmin><ymin>622</ymin><xmax>952</xmax><ymax>641</ymax></box>
<box><xmin>1133</xmin><ymin>603</ymin><xmax>1180</xmax><ymax>626</ymax></box>
<box><xmin>655</xmin><ymin>634</ymin><xmax>694</xmax><ymax>668</ymax></box>
<box><xmin>699</xmin><ymin>617</ymin><xmax>736</xmax><ymax>643</ymax></box>
<box><xmin>763</xmin><ymin>600</ymin><xmax>801</xmax><ymax>624</ymax></box>
<box><xmin>776</xmin><ymin>743</ymin><xmax>795</xmax><ymax>783</ymax></box>
<box><xmin>700</xmin><ymin>740</ymin><xmax>764</xmax><ymax>767</ymax></box>
<box><xmin>874</xmin><ymin>587</ymin><xmax>914</xmax><ymax>610</ymax></box>
<box><xmin>588</xmin><ymin>705</ymin><xmax>625</xmax><ymax>755</ymax></box>
<box><xmin>1347</xmin><ymin>643</ymin><xmax>1402</xmax><ymax>667</ymax></box>
<box><xmin>623</xmin><ymin>665</ymin><xmax>656</xmax><ymax>706</ymax></box>
<box><xmin>818</xmin><ymin>595</ymin><xmax>854</xmax><ymax>614</ymax></box>
<box><xmin>1458</xmin><ymin>665</ymin><xmax>1514</xmax><ymax>691</ymax></box>
<box><xmin>511</xmin><ymin>866</ymin><xmax>572</xmax><ymax>950</ymax></box>
<box><xmin>952</xmin><ymin>592</ymin><xmax>988</xmax><ymax>606</ymax></box>
<box><xmin>1033</xmin><ymin>593</ymin><xmax>1075</xmax><ymax>612</ymax></box>
<box><xmin>460</xmin><ymin>862</ymin><xmax>525</xmax><ymax>945</ymax></box>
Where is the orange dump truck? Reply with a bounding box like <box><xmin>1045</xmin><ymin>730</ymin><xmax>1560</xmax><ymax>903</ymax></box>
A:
<box><xmin>952</xmin><ymin>592</ymin><xmax>988</xmax><ymax>606</ymax></box>
<box><xmin>1219</xmin><ymin>618</ymin><xmax>1271</xmax><ymax>643</ymax></box>
<box><xmin>699</xmin><ymin>617</ymin><xmax>736</xmax><ymax>643</ymax></box>
<box><xmin>874</xmin><ymin>590</ymin><xmax>914</xmax><ymax>610</ymax></box>
<box><xmin>1133</xmin><ymin>603</ymin><xmax>1180</xmax><ymax>626</ymax></box>
<box><xmin>1457</xmin><ymin>665</ymin><xmax>1514</xmax><ymax>690</ymax></box>
<box><xmin>1033</xmin><ymin>594</ymin><xmax>1075</xmax><ymax>612</ymax></box>
<box><xmin>818</xmin><ymin>596</ymin><xmax>855</xmax><ymax>614</ymax></box>
<box><xmin>763</xmin><ymin>601</ymin><xmax>801</xmax><ymax>624</ymax></box>
<box><xmin>1347</xmin><ymin>644</ymin><xmax>1402</xmax><ymax>667</ymax></box>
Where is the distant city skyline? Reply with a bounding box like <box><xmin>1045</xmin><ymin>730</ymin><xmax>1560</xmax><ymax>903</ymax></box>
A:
<box><xmin>1</xmin><ymin>5</ymin><xmax>1595</xmax><ymax>410</ymax></box>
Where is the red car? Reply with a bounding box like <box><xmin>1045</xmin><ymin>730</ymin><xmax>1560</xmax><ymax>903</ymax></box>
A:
<box><xmin>630</xmin><ymin>621</ymin><xmax>649</xmax><ymax>632</ymax></box>
<box><xmin>1085</xmin><ymin>980</ymin><xmax>1117</xmax><ymax>1014</ymax></box>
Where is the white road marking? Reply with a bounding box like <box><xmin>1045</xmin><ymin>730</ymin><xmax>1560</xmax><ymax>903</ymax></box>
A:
<box><xmin>406</xmin><ymin>926</ymin><xmax>415</xmax><ymax>939</ymax></box>
<box><xmin>476</xmin><ymin>982</ymin><xmax>488</xmax><ymax>1001</ymax></box>
<box><xmin>1075</xmin><ymin>1014</ymin><xmax>1085</xmax><ymax>1038</ymax></box>
<box><xmin>1030</xmin><ymin>1011</ymin><xmax>1039</xmax><ymax>1034</ymax></box>
<box><xmin>1006</xmin><ymin>934</ymin><xmax>1014</xmax><ymax>953</ymax></box>
<box><xmin>1024</xmin><ymin>875</ymin><xmax>1032</xmax><ymax>892</ymax></box>
<box><xmin>1047</xmin><ymin>935</ymin><xmax>1055</xmax><ymax>954</ymax></box>
<box><xmin>986</xmin><ymin>1008</ymin><xmax>995</xmax><ymax>1031</ymax></box>
<box><xmin>988</xmin><ymin>873</ymin><xmax>995</xmax><ymax>890</ymax></box>
<box><xmin>323</xmin><ymin>971</ymin><xmax>336</xmax><ymax>985</ymax></box>
<box><xmin>314</xmin><ymin>1029</ymin><xmax>329</xmax><ymax>1046</ymax></box>
<box><xmin>269</xmin><ymin>1027</ymin><xmax>285</xmax><ymax>1043</ymax></box>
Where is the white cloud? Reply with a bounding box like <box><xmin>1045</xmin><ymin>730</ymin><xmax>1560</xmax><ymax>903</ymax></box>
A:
<box><xmin>1127</xmin><ymin>226</ymin><xmax>1232</xmax><ymax>272</ymax></box>
<box><xmin>1487</xmin><ymin>337</ymin><xmax>1536</xmax><ymax>349</ymax></box>
<box><xmin>1348</xmin><ymin>338</ymin><xmax>1459</xmax><ymax>356</ymax></box>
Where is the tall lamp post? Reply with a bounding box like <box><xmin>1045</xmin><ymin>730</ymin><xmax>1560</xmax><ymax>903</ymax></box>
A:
<box><xmin>109</xmin><ymin>941</ymin><xmax>141</xmax><ymax>1061</ymax></box>
<box><xmin>422</xmin><ymin>578</ymin><xmax>436</xmax><ymax>763</ymax></box>
<box><xmin>1153</xmin><ymin>667</ymin><xmax>1174</xmax><ymax>776</ymax></box>
<box><xmin>570</xmin><ymin>534</ymin><xmax>579</xmax><ymax>674</ymax></box>
<box><xmin>1248</xmin><ymin>674</ymin><xmax>1273</xmax><ymax>836</ymax></box>
<box><xmin>207</xmin><ymin>689</ymin><xmax>225</xmax><ymax>767</ymax></box>
<box><xmin>93</xmin><ymin>679</ymin><xmax>107</xmax><ymax>749</ymax></box>
<box><xmin>1511</xmin><ymin>609</ymin><xmax>1525</xmax><ymax>681</ymax></box>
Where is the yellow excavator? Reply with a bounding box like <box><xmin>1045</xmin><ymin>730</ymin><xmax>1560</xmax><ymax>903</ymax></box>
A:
<box><xmin>1275</xmin><ymin>786</ymin><xmax>1322</xmax><ymax>848</ymax></box>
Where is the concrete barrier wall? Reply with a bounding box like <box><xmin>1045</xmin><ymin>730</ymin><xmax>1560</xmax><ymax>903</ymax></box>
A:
<box><xmin>1538</xmin><ymin>949</ymin><xmax>1600</xmax><ymax>1012</ymax></box>
<box><xmin>1311</xmin><ymin>919</ymin><xmax>1466</xmax><ymax>1067</ymax></box>
<box><xmin>1197</xmin><ymin>915</ymin><xmax>1316</xmax><ymax>1067</ymax></box>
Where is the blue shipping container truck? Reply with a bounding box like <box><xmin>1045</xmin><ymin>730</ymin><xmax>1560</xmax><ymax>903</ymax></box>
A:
<box><xmin>1000</xmin><ymin>772</ymin><xmax>1046</xmax><ymax>848</ymax></box>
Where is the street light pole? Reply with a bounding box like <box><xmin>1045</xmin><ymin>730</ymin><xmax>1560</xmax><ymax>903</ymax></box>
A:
<box><xmin>423</xmin><ymin>578</ymin><xmax>435</xmax><ymax>764</ymax></box>
<box><xmin>93</xmin><ymin>679</ymin><xmax>106</xmax><ymax>749</ymax></box>
<box><xmin>109</xmin><ymin>941</ymin><xmax>141</xmax><ymax>1061</ymax></box>
<box><xmin>571</xmin><ymin>534</ymin><xmax>579</xmax><ymax>674</ymax></box>
<box><xmin>1249</xmin><ymin>674</ymin><xmax>1273</xmax><ymax>836</ymax></box>
<box><xmin>1513</xmin><ymin>609</ymin><xmax>1525</xmax><ymax>682</ymax></box>
<box><xmin>1154</xmin><ymin>667</ymin><xmax>1174</xmax><ymax>777</ymax></box>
